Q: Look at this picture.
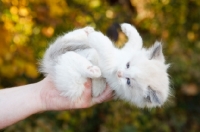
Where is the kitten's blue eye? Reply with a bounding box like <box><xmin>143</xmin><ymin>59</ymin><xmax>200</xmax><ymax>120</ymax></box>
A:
<box><xmin>127</xmin><ymin>78</ymin><xmax>131</xmax><ymax>85</ymax></box>
<box><xmin>126</xmin><ymin>62</ymin><xmax>130</xmax><ymax>69</ymax></box>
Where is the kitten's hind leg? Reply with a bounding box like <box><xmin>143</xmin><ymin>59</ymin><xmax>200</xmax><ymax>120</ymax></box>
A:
<box><xmin>54</xmin><ymin>51</ymin><xmax>101</xmax><ymax>100</ymax></box>
<box><xmin>121</xmin><ymin>23</ymin><xmax>143</xmax><ymax>50</ymax></box>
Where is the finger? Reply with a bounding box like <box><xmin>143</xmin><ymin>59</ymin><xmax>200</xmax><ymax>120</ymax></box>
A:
<box><xmin>103</xmin><ymin>90</ymin><xmax>114</xmax><ymax>102</ymax></box>
<box><xmin>100</xmin><ymin>85</ymin><xmax>114</xmax><ymax>102</ymax></box>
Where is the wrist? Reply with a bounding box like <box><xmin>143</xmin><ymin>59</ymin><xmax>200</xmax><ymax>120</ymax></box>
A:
<box><xmin>35</xmin><ymin>77</ymin><xmax>51</xmax><ymax>112</ymax></box>
<box><xmin>33</xmin><ymin>81</ymin><xmax>46</xmax><ymax>113</ymax></box>
<box><xmin>37</xmin><ymin>76</ymin><xmax>59</xmax><ymax>111</ymax></box>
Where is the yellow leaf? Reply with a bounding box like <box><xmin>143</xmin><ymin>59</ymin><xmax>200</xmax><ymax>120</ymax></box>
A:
<box><xmin>25</xmin><ymin>63</ymin><xmax>39</xmax><ymax>78</ymax></box>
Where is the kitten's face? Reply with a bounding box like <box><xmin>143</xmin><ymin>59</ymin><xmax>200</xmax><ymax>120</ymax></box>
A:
<box><xmin>117</xmin><ymin>43</ymin><xmax>169</xmax><ymax>108</ymax></box>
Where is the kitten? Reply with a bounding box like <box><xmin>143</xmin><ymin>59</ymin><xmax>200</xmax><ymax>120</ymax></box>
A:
<box><xmin>40</xmin><ymin>27</ymin><xmax>106</xmax><ymax>99</ymax></box>
<box><xmin>88</xmin><ymin>24</ymin><xmax>170</xmax><ymax>108</ymax></box>
<box><xmin>40</xmin><ymin>23</ymin><xmax>170</xmax><ymax>108</ymax></box>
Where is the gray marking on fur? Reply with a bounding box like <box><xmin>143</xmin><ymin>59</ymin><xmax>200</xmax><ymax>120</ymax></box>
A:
<box><xmin>150</xmin><ymin>44</ymin><xmax>162</xmax><ymax>60</ymax></box>
<box><xmin>145</xmin><ymin>95</ymin><xmax>151</xmax><ymax>103</ymax></box>
<box><xmin>49</xmin><ymin>44</ymin><xmax>90</xmax><ymax>60</ymax></box>
<box><xmin>145</xmin><ymin>86</ymin><xmax>161</xmax><ymax>104</ymax></box>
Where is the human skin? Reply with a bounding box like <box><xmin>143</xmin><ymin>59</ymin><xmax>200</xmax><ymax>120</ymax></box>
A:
<box><xmin>0</xmin><ymin>76</ymin><xmax>113</xmax><ymax>129</ymax></box>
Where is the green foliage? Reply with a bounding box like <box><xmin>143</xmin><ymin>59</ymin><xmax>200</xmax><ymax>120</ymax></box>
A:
<box><xmin>1</xmin><ymin>0</ymin><xmax>200</xmax><ymax>131</ymax></box>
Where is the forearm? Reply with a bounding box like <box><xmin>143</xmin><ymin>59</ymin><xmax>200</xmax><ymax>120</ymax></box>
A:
<box><xmin>0</xmin><ymin>76</ymin><xmax>113</xmax><ymax>129</ymax></box>
<box><xmin>0</xmin><ymin>82</ymin><xmax>43</xmax><ymax>129</ymax></box>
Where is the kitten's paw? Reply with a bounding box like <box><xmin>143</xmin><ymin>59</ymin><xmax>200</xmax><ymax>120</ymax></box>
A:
<box><xmin>84</xmin><ymin>26</ymin><xmax>94</xmax><ymax>35</ymax></box>
<box><xmin>87</xmin><ymin>65</ymin><xmax>101</xmax><ymax>78</ymax></box>
<box><xmin>121</xmin><ymin>23</ymin><xmax>137</xmax><ymax>38</ymax></box>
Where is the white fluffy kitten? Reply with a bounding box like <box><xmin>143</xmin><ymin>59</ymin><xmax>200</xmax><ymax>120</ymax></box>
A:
<box><xmin>40</xmin><ymin>23</ymin><xmax>170</xmax><ymax>108</ymax></box>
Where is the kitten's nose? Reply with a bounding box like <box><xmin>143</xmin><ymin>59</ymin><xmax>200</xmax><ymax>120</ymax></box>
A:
<box><xmin>117</xmin><ymin>71</ymin><xmax>122</xmax><ymax>78</ymax></box>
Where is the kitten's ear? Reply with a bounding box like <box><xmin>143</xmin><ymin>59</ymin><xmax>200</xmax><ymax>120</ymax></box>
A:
<box><xmin>148</xmin><ymin>41</ymin><xmax>165</xmax><ymax>62</ymax></box>
<box><xmin>145</xmin><ymin>86</ymin><xmax>162</xmax><ymax>105</ymax></box>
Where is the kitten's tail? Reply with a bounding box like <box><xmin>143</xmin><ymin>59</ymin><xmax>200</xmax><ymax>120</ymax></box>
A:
<box><xmin>39</xmin><ymin>33</ymin><xmax>90</xmax><ymax>76</ymax></box>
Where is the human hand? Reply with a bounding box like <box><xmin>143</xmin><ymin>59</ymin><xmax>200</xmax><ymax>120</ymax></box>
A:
<box><xmin>38</xmin><ymin>76</ymin><xmax>113</xmax><ymax>111</ymax></box>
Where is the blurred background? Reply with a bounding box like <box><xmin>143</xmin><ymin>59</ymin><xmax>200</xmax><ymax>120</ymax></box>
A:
<box><xmin>0</xmin><ymin>0</ymin><xmax>200</xmax><ymax>131</ymax></box>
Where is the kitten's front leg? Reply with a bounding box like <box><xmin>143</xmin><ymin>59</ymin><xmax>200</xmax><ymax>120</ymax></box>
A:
<box><xmin>121</xmin><ymin>23</ymin><xmax>143</xmax><ymax>51</ymax></box>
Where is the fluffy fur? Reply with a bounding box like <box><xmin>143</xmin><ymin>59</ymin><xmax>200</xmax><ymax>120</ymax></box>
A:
<box><xmin>40</xmin><ymin>23</ymin><xmax>170</xmax><ymax>108</ymax></box>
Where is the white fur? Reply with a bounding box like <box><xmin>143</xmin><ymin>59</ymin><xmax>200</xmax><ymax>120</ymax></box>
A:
<box><xmin>40</xmin><ymin>23</ymin><xmax>170</xmax><ymax>108</ymax></box>
<box><xmin>40</xmin><ymin>27</ymin><xmax>106</xmax><ymax>100</ymax></box>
